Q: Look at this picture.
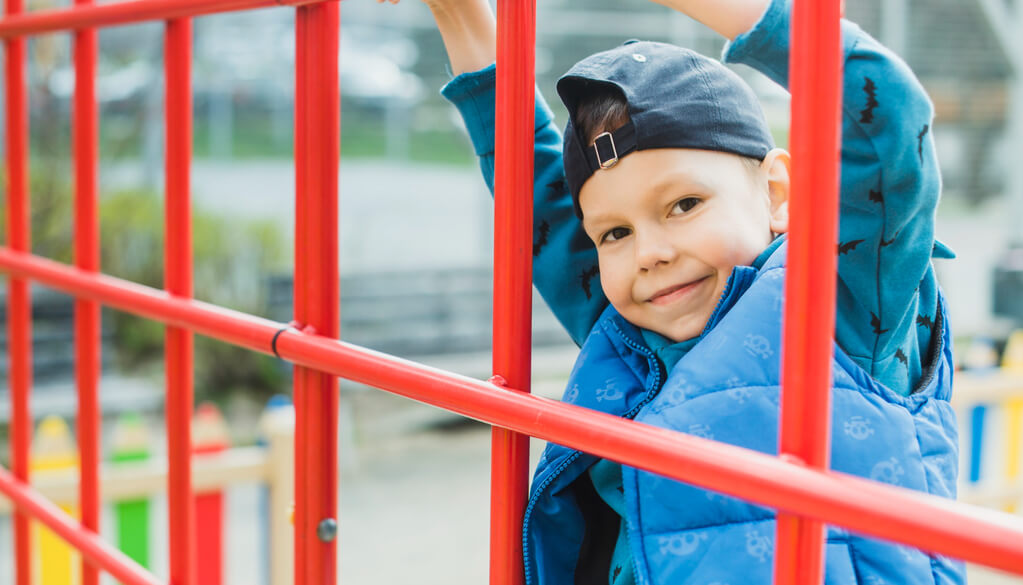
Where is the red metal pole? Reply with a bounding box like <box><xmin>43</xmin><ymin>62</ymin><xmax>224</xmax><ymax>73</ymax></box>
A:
<box><xmin>293</xmin><ymin>2</ymin><xmax>340</xmax><ymax>584</ymax></box>
<box><xmin>774</xmin><ymin>0</ymin><xmax>842</xmax><ymax>583</ymax></box>
<box><xmin>0</xmin><ymin>0</ymin><xmax>329</xmax><ymax>39</ymax></box>
<box><xmin>5</xmin><ymin>250</ymin><xmax>1023</xmax><ymax>573</ymax></box>
<box><xmin>4</xmin><ymin>0</ymin><xmax>32</xmax><ymax>581</ymax></box>
<box><xmin>72</xmin><ymin>2</ymin><xmax>101</xmax><ymax>585</ymax></box>
<box><xmin>490</xmin><ymin>0</ymin><xmax>535</xmax><ymax>582</ymax></box>
<box><xmin>165</xmin><ymin>16</ymin><xmax>196</xmax><ymax>585</ymax></box>
<box><xmin>0</xmin><ymin>466</ymin><xmax>163</xmax><ymax>585</ymax></box>
<box><xmin>194</xmin><ymin>403</ymin><xmax>230</xmax><ymax>585</ymax></box>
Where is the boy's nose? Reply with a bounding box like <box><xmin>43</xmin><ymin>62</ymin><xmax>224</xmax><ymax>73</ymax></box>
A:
<box><xmin>635</xmin><ymin>231</ymin><xmax>678</xmax><ymax>271</ymax></box>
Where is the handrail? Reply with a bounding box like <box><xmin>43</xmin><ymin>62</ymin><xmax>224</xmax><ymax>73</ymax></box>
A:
<box><xmin>2</xmin><ymin>247</ymin><xmax>1023</xmax><ymax>574</ymax></box>
<box><xmin>0</xmin><ymin>0</ymin><xmax>330</xmax><ymax>38</ymax></box>
<box><xmin>0</xmin><ymin>466</ymin><xmax>161</xmax><ymax>585</ymax></box>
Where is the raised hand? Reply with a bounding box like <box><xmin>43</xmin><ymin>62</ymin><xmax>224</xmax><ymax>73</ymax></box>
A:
<box><xmin>375</xmin><ymin>0</ymin><xmax>496</xmax><ymax>74</ymax></box>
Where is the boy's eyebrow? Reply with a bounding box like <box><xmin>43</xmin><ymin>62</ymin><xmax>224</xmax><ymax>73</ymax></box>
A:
<box><xmin>648</xmin><ymin>172</ymin><xmax>713</xmax><ymax>197</ymax></box>
<box><xmin>580</xmin><ymin>211</ymin><xmax>630</xmax><ymax>240</ymax></box>
<box><xmin>580</xmin><ymin>169</ymin><xmax>716</xmax><ymax>230</ymax></box>
<box><xmin>581</xmin><ymin>212</ymin><xmax>616</xmax><ymax>232</ymax></box>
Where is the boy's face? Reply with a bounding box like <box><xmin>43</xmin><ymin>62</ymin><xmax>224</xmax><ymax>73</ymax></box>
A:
<box><xmin>579</xmin><ymin>148</ymin><xmax>789</xmax><ymax>343</ymax></box>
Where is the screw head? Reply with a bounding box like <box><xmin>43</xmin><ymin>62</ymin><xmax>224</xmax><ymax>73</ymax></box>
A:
<box><xmin>317</xmin><ymin>518</ymin><xmax>338</xmax><ymax>542</ymax></box>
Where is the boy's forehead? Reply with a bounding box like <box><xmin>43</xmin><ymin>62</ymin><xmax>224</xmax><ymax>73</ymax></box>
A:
<box><xmin>580</xmin><ymin>148</ymin><xmax>752</xmax><ymax>218</ymax></box>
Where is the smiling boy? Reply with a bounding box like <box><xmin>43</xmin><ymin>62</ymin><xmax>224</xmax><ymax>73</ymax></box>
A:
<box><xmin>406</xmin><ymin>0</ymin><xmax>963</xmax><ymax>582</ymax></box>
<box><xmin>577</xmin><ymin>145</ymin><xmax>789</xmax><ymax>343</ymax></box>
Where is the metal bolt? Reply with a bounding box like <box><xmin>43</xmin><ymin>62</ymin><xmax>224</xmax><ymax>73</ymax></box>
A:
<box><xmin>317</xmin><ymin>518</ymin><xmax>338</xmax><ymax>542</ymax></box>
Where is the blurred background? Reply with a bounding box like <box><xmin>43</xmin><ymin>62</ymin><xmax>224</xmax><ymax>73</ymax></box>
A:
<box><xmin>1</xmin><ymin>0</ymin><xmax>1023</xmax><ymax>582</ymax></box>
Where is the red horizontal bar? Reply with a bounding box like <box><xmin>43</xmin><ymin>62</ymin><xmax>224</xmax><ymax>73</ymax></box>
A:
<box><xmin>0</xmin><ymin>465</ymin><xmax>162</xmax><ymax>585</ymax></box>
<box><xmin>2</xmin><ymin>247</ymin><xmax>1023</xmax><ymax>573</ymax></box>
<box><xmin>0</xmin><ymin>0</ymin><xmax>330</xmax><ymax>38</ymax></box>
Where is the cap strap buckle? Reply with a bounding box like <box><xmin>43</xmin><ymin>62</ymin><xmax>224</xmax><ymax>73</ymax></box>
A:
<box><xmin>592</xmin><ymin>132</ymin><xmax>619</xmax><ymax>169</ymax></box>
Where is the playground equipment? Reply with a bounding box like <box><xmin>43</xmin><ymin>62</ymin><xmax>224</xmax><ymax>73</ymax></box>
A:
<box><xmin>0</xmin><ymin>400</ymin><xmax>296</xmax><ymax>585</ymax></box>
<box><xmin>3</xmin><ymin>1</ymin><xmax>1023</xmax><ymax>585</ymax></box>
<box><xmin>31</xmin><ymin>416</ymin><xmax>78</xmax><ymax>585</ymax></box>
<box><xmin>957</xmin><ymin>372</ymin><xmax>1023</xmax><ymax>511</ymax></box>
<box><xmin>193</xmin><ymin>403</ymin><xmax>230</xmax><ymax>585</ymax></box>
<box><xmin>5</xmin><ymin>377</ymin><xmax>1023</xmax><ymax>585</ymax></box>
<box><xmin>955</xmin><ymin>332</ymin><xmax>1023</xmax><ymax>512</ymax></box>
<box><xmin>111</xmin><ymin>413</ymin><xmax>153</xmax><ymax>572</ymax></box>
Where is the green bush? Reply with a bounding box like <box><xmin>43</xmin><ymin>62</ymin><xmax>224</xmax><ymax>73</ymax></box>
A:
<box><xmin>1</xmin><ymin>171</ymin><xmax>290</xmax><ymax>403</ymax></box>
<box><xmin>99</xmin><ymin>188</ymin><xmax>290</xmax><ymax>402</ymax></box>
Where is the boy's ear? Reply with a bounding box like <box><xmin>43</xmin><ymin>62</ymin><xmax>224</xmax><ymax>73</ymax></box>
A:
<box><xmin>761</xmin><ymin>148</ymin><xmax>791</xmax><ymax>235</ymax></box>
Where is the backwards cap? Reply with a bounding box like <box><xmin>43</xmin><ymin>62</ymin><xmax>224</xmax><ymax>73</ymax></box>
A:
<box><xmin>558</xmin><ymin>40</ymin><xmax>775</xmax><ymax>217</ymax></box>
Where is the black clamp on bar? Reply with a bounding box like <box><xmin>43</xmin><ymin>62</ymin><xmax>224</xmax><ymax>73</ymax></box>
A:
<box><xmin>271</xmin><ymin>321</ymin><xmax>302</xmax><ymax>359</ymax></box>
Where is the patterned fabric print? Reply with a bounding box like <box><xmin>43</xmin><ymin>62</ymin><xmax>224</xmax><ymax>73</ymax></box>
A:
<box><xmin>523</xmin><ymin>305</ymin><xmax>663</xmax><ymax>585</ymax></box>
<box><xmin>622</xmin><ymin>243</ymin><xmax>962</xmax><ymax>585</ymax></box>
<box><xmin>524</xmin><ymin>239</ymin><xmax>960</xmax><ymax>585</ymax></box>
<box><xmin>720</xmin><ymin>0</ymin><xmax>945</xmax><ymax>398</ymax></box>
<box><xmin>643</xmin><ymin>525</ymin><xmax>863</xmax><ymax>585</ymax></box>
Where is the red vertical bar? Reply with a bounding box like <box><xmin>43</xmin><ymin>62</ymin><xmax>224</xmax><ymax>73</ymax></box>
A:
<box><xmin>293</xmin><ymin>3</ymin><xmax>339</xmax><ymax>585</ymax></box>
<box><xmin>490</xmin><ymin>0</ymin><xmax>535</xmax><ymax>583</ymax></box>
<box><xmin>194</xmin><ymin>490</ymin><xmax>224</xmax><ymax>585</ymax></box>
<box><xmin>72</xmin><ymin>2</ymin><xmax>101</xmax><ymax>585</ymax></box>
<box><xmin>4</xmin><ymin>0</ymin><xmax>31</xmax><ymax>582</ymax></box>
<box><xmin>194</xmin><ymin>402</ymin><xmax>228</xmax><ymax>585</ymax></box>
<box><xmin>165</xmin><ymin>16</ymin><xmax>196</xmax><ymax>585</ymax></box>
<box><xmin>773</xmin><ymin>0</ymin><xmax>842</xmax><ymax>583</ymax></box>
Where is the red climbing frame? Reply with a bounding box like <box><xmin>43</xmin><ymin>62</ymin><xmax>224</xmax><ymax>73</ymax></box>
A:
<box><xmin>2</xmin><ymin>1</ymin><xmax>1023</xmax><ymax>584</ymax></box>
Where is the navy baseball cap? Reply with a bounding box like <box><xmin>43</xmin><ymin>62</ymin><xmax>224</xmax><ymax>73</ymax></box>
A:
<box><xmin>558</xmin><ymin>40</ymin><xmax>775</xmax><ymax>217</ymax></box>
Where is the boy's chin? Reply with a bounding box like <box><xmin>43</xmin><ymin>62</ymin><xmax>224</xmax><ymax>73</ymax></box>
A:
<box><xmin>653</xmin><ymin>318</ymin><xmax>707</xmax><ymax>344</ymax></box>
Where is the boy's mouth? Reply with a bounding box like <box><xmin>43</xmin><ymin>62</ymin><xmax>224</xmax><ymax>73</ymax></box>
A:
<box><xmin>646</xmin><ymin>276</ymin><xmax>709</xmax><ymax>306</ymax></box>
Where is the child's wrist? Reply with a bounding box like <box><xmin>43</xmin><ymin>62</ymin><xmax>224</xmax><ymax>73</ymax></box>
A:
<box><xmin>429</xmin><ymin>1</ymin><xmax>497</xmax><ymax>75</ymax></box>
<box><xmin>426</xmin><ymin>0</ymin><xmax>489</xmax><ymax>28</ymax></box>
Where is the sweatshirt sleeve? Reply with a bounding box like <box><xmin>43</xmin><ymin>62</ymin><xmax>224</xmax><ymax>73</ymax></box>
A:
<box><xmin>723</xmin><ymin>0</ymin><xmax>946</xmax><ymax>395</ymax></box>
<box><xmin>441</xmin><ymin>65</ymin><xmax>608</xmax><ymax>347</ymax></box>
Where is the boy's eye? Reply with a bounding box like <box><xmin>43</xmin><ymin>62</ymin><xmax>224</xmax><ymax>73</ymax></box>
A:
<box><xmin>601</xmin><ymin>226</ymin><xmax>632</xmax><ymax>243</ymax></box>
<box><xmin>671</xmin><ymin>197</ymin><xmax>701</xmax><ymax>214</ymax></box>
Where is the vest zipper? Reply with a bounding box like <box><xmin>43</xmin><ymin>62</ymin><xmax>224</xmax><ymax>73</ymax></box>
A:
<box><xmin>522</xmin><ymin>321</ymin><xmax>665</xmax><ymax>585</ymax></box>
<box><xmin>522</xmin><ymin>450</ymin><xmax>584</xmax><ymax>585</ymax></box>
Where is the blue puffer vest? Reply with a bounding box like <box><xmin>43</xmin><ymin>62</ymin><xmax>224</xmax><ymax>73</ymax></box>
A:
<box><xmin>523</xmin><ymin>243</ymin><xmax>964</xmax><ymax>585</ymax></box>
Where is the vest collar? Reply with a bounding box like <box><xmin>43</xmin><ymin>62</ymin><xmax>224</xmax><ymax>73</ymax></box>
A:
<box><xmin>640</xmin><ymin>263</ymin><xmax>761</xmax><ymax>373</ymax></box>
<box><xmin>641</xmin><ymin>236</ymin><xmax>785</xmax><ymax>369</ymax></box>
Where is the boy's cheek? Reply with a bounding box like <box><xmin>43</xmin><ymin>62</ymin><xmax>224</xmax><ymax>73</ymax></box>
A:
<box><xmin>597</xmin><ymin>260</ymin><xmax>626</xmax><ymax>305</ymax></box>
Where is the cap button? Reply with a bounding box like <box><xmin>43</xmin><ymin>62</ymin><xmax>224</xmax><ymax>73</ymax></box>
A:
<box><xmin>632</xmin><ymin>53</ymin><xmax>647</xmax><ymax>63</ymax></box>
<box><xmin>622</xmin><ymin>39</ymin><xmax>640</xmax><ymax>45</ymax></box>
